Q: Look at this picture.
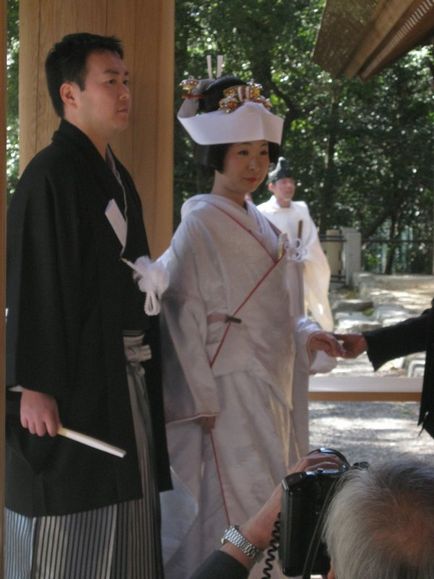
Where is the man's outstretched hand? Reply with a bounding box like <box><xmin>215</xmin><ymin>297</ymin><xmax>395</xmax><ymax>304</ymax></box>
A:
<box><xmin>334</xmin><ymin>333</ymin><xmax>368</xmax><ymax>358</ymax></box>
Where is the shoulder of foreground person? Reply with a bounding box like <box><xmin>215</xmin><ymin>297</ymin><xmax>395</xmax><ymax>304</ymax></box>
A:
<box><xmin>190</xmin><ymin>550</ymin><xmax>249</xmax><ymax>579</ymax></box>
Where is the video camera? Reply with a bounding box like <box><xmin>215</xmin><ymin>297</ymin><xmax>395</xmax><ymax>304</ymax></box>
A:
<box><xmin>278</xmin><ymin>448</ymin><xmax>368</xmax><ymax>578</ymax></box>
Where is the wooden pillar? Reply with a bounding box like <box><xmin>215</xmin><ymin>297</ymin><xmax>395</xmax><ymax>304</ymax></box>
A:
<box><xmin>19</xmin><ymin>0</ymin><xmax>174</xmax><ymax>256</ymax></box>
<box><xmin>0</xmin><ymin>0</ymin><xmax>6</xmax><ymax>572</ymax></box>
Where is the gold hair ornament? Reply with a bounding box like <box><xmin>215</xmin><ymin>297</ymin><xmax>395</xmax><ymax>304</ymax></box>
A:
<box><xmin>180</xmin><ymin>55</ymin><xmax>224</xmax><ymax>100</ymax></box>
<box><xmin>218</xmin><ymin>82</ymin><xmax>272</xmax><ymax>113</ymax></box>
<box><xmin>180</xmin><ymin>76</ymin><xmax>201</xmax><ymax>99</ymax></box>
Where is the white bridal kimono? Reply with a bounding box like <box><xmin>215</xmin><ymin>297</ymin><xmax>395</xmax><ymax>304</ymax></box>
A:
<box><xmin>257</xmin><ymin>196</ymin><xmax>333</xmax><ymax>331</ymax></box>
<box><xmin>160</xmin><ymin>194</ymin><xmax>334</xmax><ymax>579</ymax></box>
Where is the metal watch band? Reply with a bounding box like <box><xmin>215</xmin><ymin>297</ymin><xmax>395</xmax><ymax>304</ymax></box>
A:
<box><xmin>221</xmin><ymin>525</ymin><xmax>262</xmax><ymax>561</ymax></box>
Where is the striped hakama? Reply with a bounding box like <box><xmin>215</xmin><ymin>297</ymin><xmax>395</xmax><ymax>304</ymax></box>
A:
<box><xmin>6</xmin><ymin>334</ymin><xmax>163</xmax><ymax>579</ymax></box>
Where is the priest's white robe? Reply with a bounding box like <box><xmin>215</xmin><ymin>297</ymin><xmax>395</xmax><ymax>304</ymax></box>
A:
<box><xmin>160</xmin><ymin>194</ymin><xmax>335</xmax><ymax>579</ymax></box>
<box><xmin>257</xmin><ymin>196</ymin><xmax>333</xmax><ymax>332</ymax></box>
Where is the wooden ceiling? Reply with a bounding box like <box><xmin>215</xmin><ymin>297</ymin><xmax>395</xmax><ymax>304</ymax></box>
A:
<box><xmin>313</xmin><ymin>0</ymin><xmax>434</xmax><ymax>79</ymax></box>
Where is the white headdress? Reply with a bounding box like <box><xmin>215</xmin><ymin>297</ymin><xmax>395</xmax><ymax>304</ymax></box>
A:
<box><xmin>177</xmin><ymin>59</ymin><xmax>283</xmax><ymax>146</ymax></box>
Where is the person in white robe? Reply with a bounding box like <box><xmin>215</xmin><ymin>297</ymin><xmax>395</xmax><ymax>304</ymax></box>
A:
<box><xmin>160</xmin><ymin>75</ymin><xmax>343</xmax><ymax>579</ymax></box>
<box><xmin>257</xmin><ymin>157</ymin><xmax>333</xmax><ymax>332</ymax></box>
<box><xmin>257</xmin><ymin>158</ymin><xmax>334</xmax><ymax>492</ymax></box>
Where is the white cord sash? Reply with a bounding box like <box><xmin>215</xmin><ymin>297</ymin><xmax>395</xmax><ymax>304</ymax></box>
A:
<box><xmin>122</xmin><ymin>256</ymin><xmax>169</xmax><ymax>316</ymax></box>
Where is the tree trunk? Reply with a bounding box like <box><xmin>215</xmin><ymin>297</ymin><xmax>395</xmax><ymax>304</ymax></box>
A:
<box><xmin>384</xmin><ymin>213</ymin><xmax>398</xmax><ymax>274</ymax></box>
<box><xmin>319</xmin><ymin>81</ymin><xmax>341</xmax><ymax>234</ymax></box>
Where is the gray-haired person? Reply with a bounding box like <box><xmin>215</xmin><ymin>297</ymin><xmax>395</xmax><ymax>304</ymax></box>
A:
<box><xmin>325</xmin><ymin>457</ymin><xmax>434</xmax><ymax>579</ymax></box>
<box><xmin>191</xmin><ymin>456</ymin><xmax>434</xmax><ymax>579</ymax></box>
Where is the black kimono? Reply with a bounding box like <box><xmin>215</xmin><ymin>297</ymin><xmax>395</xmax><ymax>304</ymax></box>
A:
<box><xmin>6</xmin><ymin>120</ymin><xmax>171</xmax><ymax>517</ymax></box>
<box><xmin>364</xmin><ymin>301</ymin><xmax>434</xmax><ymax>438</ymax></box>
<box><xmin>190</xmin><ymin>551</ymin><xmax>249</xmax><ymax>579</ymax></box>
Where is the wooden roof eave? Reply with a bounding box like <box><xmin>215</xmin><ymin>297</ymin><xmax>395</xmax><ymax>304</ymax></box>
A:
<box><xmin>312</xmin><ymin>0</ymin><xmax>379</xmax><ymax>78</ymax></box>
<box><xmin>342</xmin><ymin>0</ymin><xmax>417</xmax><ymax>78</ymax></box>
<box><xmin>357</xmin><ymin>0</ymin><xmax>434</xmax><ymax>79</ymax></box>
<box><xmin>313</xmin><ymin>0</ymin><xmax>434</xmax><ymax>80</ymax></box>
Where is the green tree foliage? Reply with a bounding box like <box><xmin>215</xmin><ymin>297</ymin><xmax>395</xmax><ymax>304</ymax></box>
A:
<box><xmin>175</xmin><ymin>0</ymin><xmax>434</xmax><ymax>273</ymax></box>
<box><xmin>6</xmin><ymin>1</ymin><xmax>433</xmax><ymax>272</ymax></box>
<box><xmin>7</xmin><ymin>0</ymin><xmax>19</xmax><ymax>202</ymax></box>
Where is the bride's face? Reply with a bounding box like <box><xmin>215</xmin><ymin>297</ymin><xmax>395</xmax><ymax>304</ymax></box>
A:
<box><xmin>215</xmin><ymin>140</ymin><xmax>270</xmax><ymax>201</ymax></box>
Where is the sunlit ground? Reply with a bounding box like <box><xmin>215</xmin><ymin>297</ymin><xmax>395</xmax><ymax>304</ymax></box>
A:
<box><xmin>319</xmin><ymin>279</ymin><xmax>434</xmax><ymax>464</ymax></box>
<box><xmin>310</xmin><ymin>401</ymin><xmax>434</xmax><ymax>464</ymax></box>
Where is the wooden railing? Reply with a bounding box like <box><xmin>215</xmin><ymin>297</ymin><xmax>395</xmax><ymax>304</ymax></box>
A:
<box><xmin>309</xmin><ymin>375</ymin><xmax>422</xmax><ymax>402</ymax></box>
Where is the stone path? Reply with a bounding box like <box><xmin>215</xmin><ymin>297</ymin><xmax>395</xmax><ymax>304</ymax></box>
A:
<box><xmin>309</xmin><ymin>274</ymin><xmax>434</xmax><ymax>464</ymax></box>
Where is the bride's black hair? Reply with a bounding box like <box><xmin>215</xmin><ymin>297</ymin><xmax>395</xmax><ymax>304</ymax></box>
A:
<box><xmin>199</xmin><ymin>75</ymin><xmax>245</xmax><ymax>113</ymax></box>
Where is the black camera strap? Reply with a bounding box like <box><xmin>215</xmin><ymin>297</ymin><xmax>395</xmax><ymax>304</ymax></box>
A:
<box><xmin>301</xmin><ymin>459</ymin><xmax>369</xmax><ymax>578</ymax></box>
<box><xmin>301</xmin><ymin>448</ymin><xmax>350</xmax><ymax>578</ymax></box>
<box><xmin>301</xmin><ymin>477</ymin><xmax>340</xmax><ymax>579</ymax></box>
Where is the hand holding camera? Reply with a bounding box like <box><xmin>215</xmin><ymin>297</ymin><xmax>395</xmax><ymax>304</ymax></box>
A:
<box><xmin>279</xmin><ymin>448</ymin><xmax>368</xmax><ymax>578</ymax></box>
<box><xmin>219</xmin><ymin>450</ymin><xmax>347</xmax><ymax>574</ymax></box>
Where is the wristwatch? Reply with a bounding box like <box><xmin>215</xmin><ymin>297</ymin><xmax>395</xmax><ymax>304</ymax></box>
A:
<box><xmin>221</xmin><ymin>525</ymin><xmax>263</xmax><ymax>561</ymax></box>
